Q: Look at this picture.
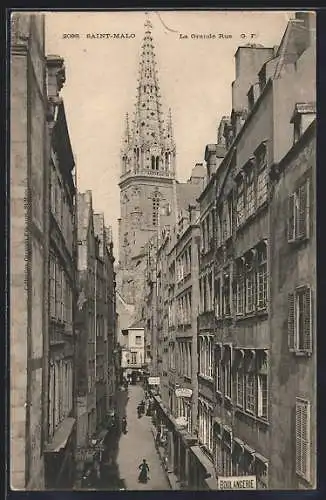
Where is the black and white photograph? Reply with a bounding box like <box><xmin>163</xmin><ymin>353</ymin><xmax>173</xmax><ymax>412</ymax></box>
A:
<box><xmin>9</xmin><ymin>9</ymin><xmax>316</xmax><ymax>491</ymax></box>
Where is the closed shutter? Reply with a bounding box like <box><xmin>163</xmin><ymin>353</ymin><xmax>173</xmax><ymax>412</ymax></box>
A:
<box><xmin>288</xmin><ymin>293</ymin><xmax>295</xmax><ymax>350</ymax></box>
<box><xmin>297</xmin><ymin>180</ymin><xmax>309</xmax><ymax>239</ymax></box>
<box><xmin>295</xmin><ymin>398</ymin><xmax>311</xmax><ymax>481</ymax></box>
<box><xmin>288</xmin><ymin>194</ymin><xmax>295</xmax><ymax>242</ymax></box>
<box><xmin>303</xmin><ymin>287</ymin><xmax>312</xmax><ymax>353</ymax></box>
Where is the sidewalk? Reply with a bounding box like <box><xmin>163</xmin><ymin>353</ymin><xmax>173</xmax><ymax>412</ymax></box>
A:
<box><xmin>150</xmin><ymin>426</ymin><xmax>181</xmax><ymax>490</ymax></box>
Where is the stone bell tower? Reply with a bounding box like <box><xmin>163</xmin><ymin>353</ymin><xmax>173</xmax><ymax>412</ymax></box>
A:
<box><xmin>117</xmin><ymin>17</ymin><xmax>177</xmax><ymax>306</ymax></box>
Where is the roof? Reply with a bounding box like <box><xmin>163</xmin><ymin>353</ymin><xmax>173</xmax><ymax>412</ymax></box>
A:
<box><xmin>176</xmin><ymin>182</ymin><xmax>204</xmax><ymax>212</ymax></box>
<box><xmin>190</xmin><ymin>162</ymin><xmax>206</xmax><ymax>179</ymax></box>
<box><xmin>129</xmin><ymin>319</ymin><xmax>145</xmax><ymax>329</ymax></box>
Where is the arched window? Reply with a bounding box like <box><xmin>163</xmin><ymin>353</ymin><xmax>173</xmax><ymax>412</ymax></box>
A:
<box><xmin>152</xmin><ymin>194</ymin><xmax>160</xmax><ymax>226</ymax></box>
<box><xmin>156</xmin><ymin>156</ymin><xmax>160</xmax><ymax>170</ymax></box>
<box><xmin>165</xmin><ymin>152</ymin><xmax>168</xmax><ymax>169</ymax></box>
<box><xmin>151</xmin><ymin>156</ymin><xmax>155</xmax><ymax>170</ymax></box>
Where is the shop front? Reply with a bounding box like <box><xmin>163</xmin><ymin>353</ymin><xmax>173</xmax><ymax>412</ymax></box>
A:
<box><xmin>44</xmin><ymin>417</ymin><xmax>76</xmax><ymax>489</ymax></box>
<box><xmin>188</xmin><ymin>444</ymin><xmax>218</xmax><ymax>490</ymax></box>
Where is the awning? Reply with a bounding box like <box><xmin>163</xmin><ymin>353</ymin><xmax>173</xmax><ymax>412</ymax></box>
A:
<box><xmin>190</xmin><ymin>445</ymin><xmax>215</xmax><ymax>478</ymax></box>
<box><xmin>255</xmin><ymin>452</ymin><xmax>268</xmax><ymax>464</ymax></box>
<box><xmin>45</xmin><ymin>417</ymin><xmax>76</xmax><ymax>453</ymax></box>
<box><xmin>233</xmin><ymin>437</ymin><xmax>245</xmax><ymax>450</ymax></box>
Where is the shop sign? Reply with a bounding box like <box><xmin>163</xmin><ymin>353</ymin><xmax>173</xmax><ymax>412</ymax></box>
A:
<box><xmin>148</xmin><ymin>376</ymin><xmax>160</xmax><ymax>385</ymax></box>
<box><xmin>175</xmin><ymin>416</ymin><xmax>188</xmax><ymax>428</ymax></box>
<box><xmin>217</xmin><ymin>476</ymin><xmax>257</xmax><ymax>490</ymax></box>
<box><xmin>175</xmin><ymin>388</ymin><xmax>192</xmax><ymax>398</ymax></box>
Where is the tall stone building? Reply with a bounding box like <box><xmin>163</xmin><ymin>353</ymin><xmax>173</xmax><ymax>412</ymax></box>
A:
<box><xmin>10</xmin><ymin>12</ymin><xmax>48</xmax><ymax>490</ymax></box>
<box><xmin>117</xmin><ymin>19</ymin><xmax>177</xmax><ymax>313</ymax></box>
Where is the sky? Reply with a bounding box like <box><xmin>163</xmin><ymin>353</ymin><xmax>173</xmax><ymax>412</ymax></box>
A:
<box><xmin>45</xmin><ymin>10</ymin><xmax>295</xmax><ymax>257</ymax></box>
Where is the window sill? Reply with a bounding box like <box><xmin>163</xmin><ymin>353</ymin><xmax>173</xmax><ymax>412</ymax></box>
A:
<box><xmin>290</xmin><ymin>349</ymin><xmax>312</xmax><ymax>357</ymax></box>
<box><xmin>198</xmin><ymin>374</ymin><xmax>214</xmax><ymax>383</ymax></box>
<box><xmin>235</xmin><ymin>407</ymin><xmax>269</xmax><ymax>426</ymax></box>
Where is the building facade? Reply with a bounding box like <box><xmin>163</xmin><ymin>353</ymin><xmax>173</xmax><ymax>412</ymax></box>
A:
<box><xmin>120</xmin><ymin>326</ymin><xmax>145</xmax><ymax>376</ymax></box>
<box><xmin>210</xmin><ymin>11</ymin><xmax>316</xmax><ymax>490</ymax></box>
<box><xmin>75</xmin><ymin>193</ymin><xmax>118</xmax><ymax>467</ymax></box>
<box><xmin>76</xmin><ymin>191</ymin><xmax>97</xmax><ymax>451</ymax></box>
<box><xmin>269</xmin><ymin>119</ymin><xmax>316</xmax><ymax>488</ymax></box>
<box><xmin>10</xmin><ymin>12</ymin><xmax>48</xmax><ymax>490</ymax></box>
<box><xmin>44</xmin><ymin>55</ymin><xmax>77</xmax><ymax>490</ymax></box>
<box><xmin>10</xmin><ymin>14</ymin><xmax>78</xmax><ymax>489</ymax></box>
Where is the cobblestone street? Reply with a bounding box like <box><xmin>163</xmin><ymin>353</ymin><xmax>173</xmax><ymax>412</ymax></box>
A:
<box><xmin>116</xmin><ymin>385</ymin><xmax>170</xmax><ymax>490</ymax></box>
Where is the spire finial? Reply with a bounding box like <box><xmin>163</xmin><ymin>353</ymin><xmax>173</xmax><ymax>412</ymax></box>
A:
<box><xmin>144</xmin><ymin>12</ymin><xmax>153</xmax><ymax>32</ymax></box>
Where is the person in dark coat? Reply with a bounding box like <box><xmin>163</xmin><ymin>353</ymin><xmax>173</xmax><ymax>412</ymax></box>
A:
<box><xmin>138</xmin><ymin>459</ymin><xmax>150</xmax><ymax>483</ymax></box>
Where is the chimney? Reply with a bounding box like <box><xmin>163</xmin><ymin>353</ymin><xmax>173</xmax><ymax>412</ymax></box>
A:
<box><xmin>232</xmin><ymin>45</ymin><xmax>275</xmax><ymax>112</ymax></box>
<box><xmin>295</xmin><ymin>11</ymin><xmax>316</xmax><ymax>49</ymax></box>
<box><xmin>204</xmin><ymin>144</ymin><xmax>217</xmax><ymax>179</ymax></box>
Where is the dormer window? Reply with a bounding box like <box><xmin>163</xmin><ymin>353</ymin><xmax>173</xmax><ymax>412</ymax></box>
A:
<box><xmin>291</xmin><ymin>103</ymin><xmax>316</xmax><ymax>144</ymax></box>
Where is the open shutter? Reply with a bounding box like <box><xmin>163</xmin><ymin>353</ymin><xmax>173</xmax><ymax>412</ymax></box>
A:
<box><xmin>303</xmin><ymin>287</ymin><xmax>312</xmax><ymax>353</ymax></box>
<box><xmin>295</xmin><ymin>399</ymin><xmax>303</xmax><ymax>475</ymax></box>
<box><xmin>297</xmin><ymin>180</ymin><xmax>309</xmax><ymax>240</ymax></box>
<box><xmin>295</xmin><ymin>398</ymin><xmax>310</xmax><ymax>480</ymax></box>
<box><xmin>288</xmin><ymin>194</ymin><xmax>295</xmax><ymax>242</ymax></box>
<box><xmin>288</xmin><ymin>293</ymin><xmax>295</xmax><ymax>351</ymax></box>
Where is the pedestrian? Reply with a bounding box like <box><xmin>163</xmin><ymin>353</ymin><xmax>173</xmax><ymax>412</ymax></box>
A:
<box><xmin>138</xmin><ymin>458</ymin><xmax>150</xmax><ymax>483</ymax></box>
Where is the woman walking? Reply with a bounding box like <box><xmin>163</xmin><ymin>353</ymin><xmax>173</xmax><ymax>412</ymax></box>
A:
<box><xmin>138</xmin><ymin>459</ymin><xmax>150</xmax><ymax>483</ymax></box>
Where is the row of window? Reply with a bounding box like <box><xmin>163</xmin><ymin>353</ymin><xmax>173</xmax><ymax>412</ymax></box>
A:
<box><xmin>175</xmin><ymin>397</ymin><xmax>192</xmax><ymax>434</ymax></box>
<box><xmin>48</xmin><ymin>358</ymin><xmax>73</xmax><ymax>438</ymax></box>
<box><xmin>234</xmin><ymin>144</ymin><xmax>268</xmax><ymax>228</ymax></box>
<box><xmin>49</xmin><ymin>255</ymin><xmax>73</xmax><ymax>326</ymax></box>
<box><xmin>198</xmin><ymin>400</ymin><xmax>214</xmax><ymax>452</ymax></box>
<box><xmin>216</xmin><ymin>347</ymin><xmax>268</xmax><ymax>420</ymax></box>
<box><xmin>199</xmin><ymin>272</ymin><xmax>214</xmax><ymax>313</ymax></box>
<box><xmin>176</xmin><ymin>245</ymin><xmax>192</xmax><ymax>282</ymax></box>
<box><xmin>198</xmin><ymin>336</ymin><xmax>214</xmax><ymax>379</ymax></box>
<box><xmin>214</xmin><ymin>431</ymin><xmax>268</xmax><ymax>489</ymax></box>
<box><xmin>175</xmin><ymin>341</ymin><xmax>192</xmax><ymax>379</ymax></box>
<box><xmin>176</xmin><ymin>292</ymin><xmax>192</xmax><ymax>326</ymax></box>
<box><xmin>216</xmin><ymin>241</ymin><xmax>268</xmax><ymax>318</ymax></box>
<box><xmin>50</xmin><ymin>156</ymin><xmax>74</xmax><ymax>255</ymax></box>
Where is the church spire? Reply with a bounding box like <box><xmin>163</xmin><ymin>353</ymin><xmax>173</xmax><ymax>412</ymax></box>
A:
<box><xmin>122</xmin><ymin>113</ymin><xmax>131</xmax><ymax>148</ymax></box>
<box><xmin>121</xmin><ymin>17</ymin><xmax>176</xmax><ymax>178</ymax></box>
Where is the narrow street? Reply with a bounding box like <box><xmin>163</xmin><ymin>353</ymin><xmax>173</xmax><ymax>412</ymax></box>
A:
<box><xmin>98</xmin><ymin>384</ymin><xmax>170</xmax><ymax>490</ymax></box>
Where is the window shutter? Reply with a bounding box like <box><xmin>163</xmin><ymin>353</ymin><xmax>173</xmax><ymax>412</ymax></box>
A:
<box><xmin>295</xmin><ymin>398</ymin><xmax>311</xmax><ymax>481</ymax></box>
<box><xmin>297</xmin><ymin>180</ymin><xmax>309</xmax><ymax>240</ymax></box>
<box><xmin>288</xmin><ymin>293</ymin><xmax>295</xmax><ymax>351</ymax></box>
<box><xmin>303</xmin><ymin>287</ymin><xmax>312</xmax><ymax>353</ymax></box>
<box><xmin>288</xmin><ymin>194</ymin><xmax>295</xmax><ymax>242</ymax></box>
